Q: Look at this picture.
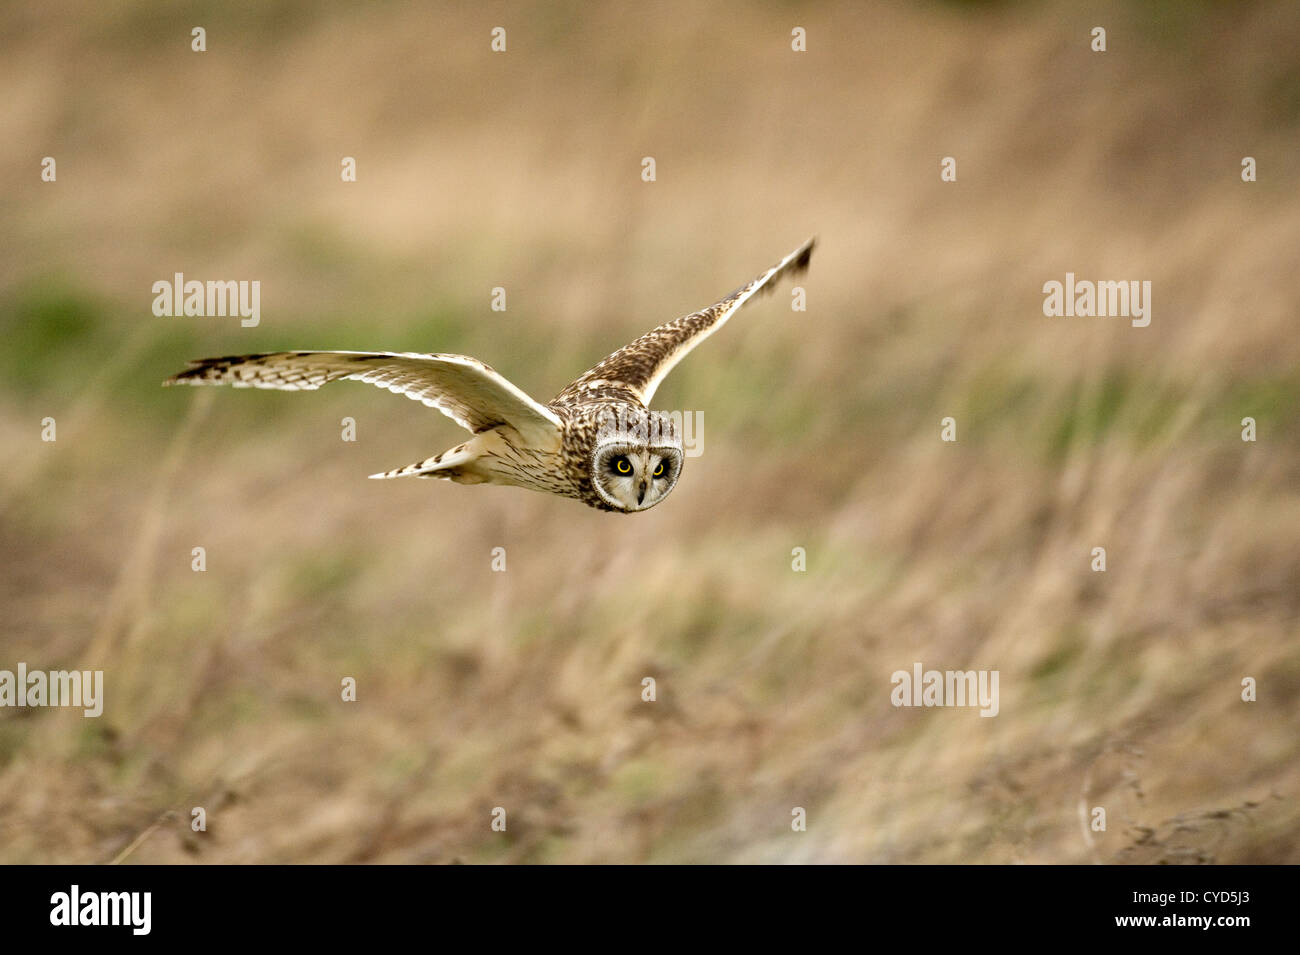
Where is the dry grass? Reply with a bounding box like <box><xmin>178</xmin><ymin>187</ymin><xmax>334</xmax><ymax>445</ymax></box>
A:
<box><xmin>1</xmin><ymin>0</ymin><xmax>1297</xmax><ymax>863</ymax></box>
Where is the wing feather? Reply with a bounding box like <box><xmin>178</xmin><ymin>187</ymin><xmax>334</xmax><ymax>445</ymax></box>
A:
<box><xmin>554</xmin><ymin>237</ymin><xmax>815</xmax><ymax>407</ymax></box>
<box><xmin>164</xmin><ymin>351</ymin><xmax>561</xmax><ymax>443</ymax></box>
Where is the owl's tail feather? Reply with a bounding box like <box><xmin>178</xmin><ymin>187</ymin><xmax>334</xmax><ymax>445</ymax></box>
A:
<box><xmin>367</xmin><ymin>455</ymin><xmax>444</xmax><ymax>480</ymax></box>
<box><xmin>367</xmin><ymin>442</ymin><xmax>488</xmax><ymax>483</ymax></box>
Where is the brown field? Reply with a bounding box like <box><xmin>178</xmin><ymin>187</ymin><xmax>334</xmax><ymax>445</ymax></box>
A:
<box><xmin>1</xmin><ymin>0</ymin><xmax>1297</xmax><ymax>863</ymax></box>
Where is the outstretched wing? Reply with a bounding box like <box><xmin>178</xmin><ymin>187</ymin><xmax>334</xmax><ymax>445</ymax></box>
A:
<box><xmin>164</xmin><ymin>351</ymin><xmax>562</xmax><ymax>443</ymax></box>
<box><xmin>554</xmin><ymin>237</ymin><xmax>816</xmax><ymax>407</ymax></box>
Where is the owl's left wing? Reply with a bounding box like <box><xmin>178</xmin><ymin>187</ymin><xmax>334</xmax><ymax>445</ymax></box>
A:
<box><xmin>164</xmin><ymin>351</ymin><xmax>562</xmax><ymax>444</ymax></box>
<box><xmin>554</xmin><ymin>237</ymin><xmax>815</xmax><ymax>407</ymax></box>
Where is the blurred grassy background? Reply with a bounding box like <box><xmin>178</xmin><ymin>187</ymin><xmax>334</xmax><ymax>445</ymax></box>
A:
<box><xmin>1</xmin><ymin>0</ymin><xmax>1297</xmax><ymax>863</ymax></box>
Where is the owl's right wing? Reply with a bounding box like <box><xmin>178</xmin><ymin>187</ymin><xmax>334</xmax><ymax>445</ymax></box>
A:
<box><xmin>164</xmin><ymin>351</ymin><xmax>562</xmax><ymax>445</ymax></box>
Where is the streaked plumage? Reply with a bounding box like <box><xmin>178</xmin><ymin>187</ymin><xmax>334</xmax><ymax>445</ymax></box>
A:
<box><xmin>164</xmin><ymin>238</ymin><xmax>815</xmax><ymax>513</ymax></box>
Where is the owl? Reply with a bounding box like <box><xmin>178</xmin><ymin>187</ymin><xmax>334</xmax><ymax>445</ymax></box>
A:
<box><xmin>165</xmin><ymin>238</ymin><xmax>815</xmax><ymax>513</ymax></box>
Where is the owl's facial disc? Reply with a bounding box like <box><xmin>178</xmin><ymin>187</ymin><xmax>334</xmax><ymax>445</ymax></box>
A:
<box><xmin>590</xmin><ymin>407</ymin><xmax>684</xmax><ymax>512</ymax></box>
<box><xmin>592</xmin><ymin>442</ymin><xmax>683</xmax><ymax>512</ymax></box>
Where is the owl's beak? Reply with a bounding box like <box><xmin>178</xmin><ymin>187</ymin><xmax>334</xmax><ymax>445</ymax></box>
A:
<box><xmin>637</xmin><ymin>480</ymin><xmax>647</xmax><ymax>505</ymax></box>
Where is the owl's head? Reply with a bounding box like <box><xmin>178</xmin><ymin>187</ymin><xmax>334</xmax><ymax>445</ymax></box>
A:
<box><xmin>590</xmin><ymin>407</ymin><xmax>684</xmax><ymax>512</ymax></box>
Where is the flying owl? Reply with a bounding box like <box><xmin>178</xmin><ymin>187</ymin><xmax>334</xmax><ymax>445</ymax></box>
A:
<box><xmin>164</xmin><ymin>238</ymin><xmax>815</xmax><ymax>513</ymax></box>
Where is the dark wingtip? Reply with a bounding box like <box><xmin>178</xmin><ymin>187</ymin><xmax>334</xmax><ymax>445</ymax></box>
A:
<box><xmin>794</xmin><ymin>235</ymin><xmax>817</xmax><ymax>270</ymax></box>
<box><xmin>162</xmin><ymin>353</ymin><xmax>272</xmax><ymax>387</ymax></box>
<box><xmin>162</xmin><ymin>358</ymin><xmax>211</xmax><ymax>386</ymax></box>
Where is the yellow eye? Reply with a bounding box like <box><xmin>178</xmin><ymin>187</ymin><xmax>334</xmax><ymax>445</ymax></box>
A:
<box><xmin>615</xmin><ymin>457</ymin><xmax>631</xmax><ymax>474</ymax></box>
<box><xmin>653</xmin><ymin>461</ymin><xmax>665</xmax><ymax>478</ymax></box>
